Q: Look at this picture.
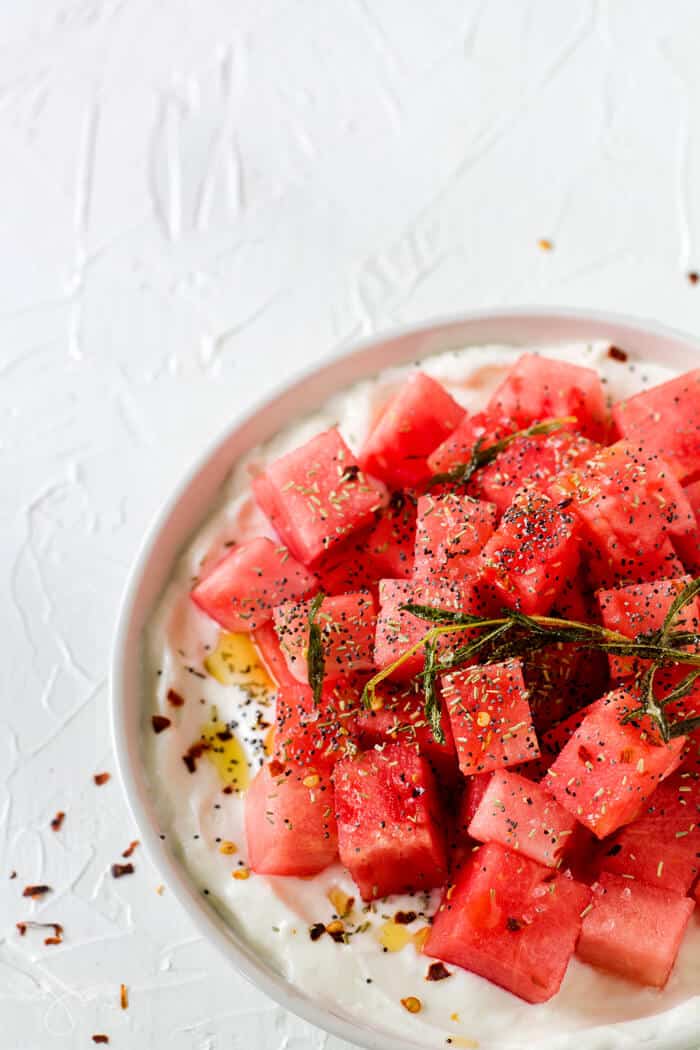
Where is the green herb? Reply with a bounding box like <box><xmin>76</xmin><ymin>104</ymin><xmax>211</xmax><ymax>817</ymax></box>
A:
<box><xmin>361</xmin><ymin>586</ymin><xmax>700</xmax><ymax>744</ymax></box>
<box><xmin>307</xmin><ymin>591</ymin><xmax>326</xmax><ymax>706</ymax></box>
<box><xmin>427</xmin><ymin>416</ymin><xmax>577</xmax><ymax>489</ymax></box>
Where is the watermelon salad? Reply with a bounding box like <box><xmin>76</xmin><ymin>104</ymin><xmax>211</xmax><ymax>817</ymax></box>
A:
<box><xmin>147</xmin><ymin>344</ymin><xmax>700</xmax><ymax>1043</ymax></box>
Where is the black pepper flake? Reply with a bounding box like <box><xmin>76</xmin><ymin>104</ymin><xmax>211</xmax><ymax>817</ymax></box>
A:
<box><xmin>309</xmin><ymin>922</ymin><xmax>326</xmax><ymax>941</ymax></box>
<box><xmin>394</xmin><ymin>910</ymin><xmax>417</xmax><ymax>925</ymax></box>
<box><xmin>152</xmin><ymin>715</ymin><xmax>172</xmax><ymax>734</ymax></box>
<box><xmin>605</xmin><ymin>843</ymin><xmax>622</xmax><ymax>857</ymax></box>
<box><xmin>111</xmin><ymin>863</ymin><xmax>135</xmax><ymax>879</ymax></box>
<box><xmin>426</xmin><ymin>961</ymin><xmax>451</xmax><ymax>981</ymax></box>
<box><xmin>506</xmin><ymin>916</ymin><xmax>522</xmax><ymax>932</ymax></box>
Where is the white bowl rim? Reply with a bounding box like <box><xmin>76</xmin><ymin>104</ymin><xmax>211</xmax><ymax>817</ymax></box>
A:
<box><xmin>111</xmin><ymin>306</ymin><xmax>700</xmax><ymax>1050</ymax></box>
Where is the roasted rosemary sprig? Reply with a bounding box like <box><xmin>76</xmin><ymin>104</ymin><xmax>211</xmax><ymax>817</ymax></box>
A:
<box><xmin>360</xmin><ymin>583</ymin><xmax>700</xmax><ymax>744</ymax></box>
<box><xmin>427</xmin><ymin>415</ymin><xmax>577</xmax><ymax>489</ymax></box>
<box><xmin>307</xmin><ymin>591</ymin><xmax>326</xmax><ymax>706</ymax></box>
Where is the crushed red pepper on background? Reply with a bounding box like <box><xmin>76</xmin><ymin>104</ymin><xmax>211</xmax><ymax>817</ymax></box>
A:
<box><xmin>16</xmin><ymin>921</ymin><xmax>63</xmax><ymax>944</ymax></box>
<box><xmin>120</xmin><ymin>983</ymin><xmax>129</xmax><ymax>1009</ymax></box>
<box><xmin>688</xmin><ymin>271</ymin><xmax>699</xmax><ymax>284</ymax></box>
<box><xmin>122</xmin><ymin>840</ymin><xmax>140</xmax><ymax>859</ymax></box>
<box><xmin>94</xmin><ymin>772</ymin><xmax>111</xmax><ymax>786</ymax></box>
<box><xmin>167</xmin><ymin>688</ymin><xmax>185</xmax><ymax>706</ymax></box>
<box><xmin>111</xmin><ymin>863</ymin><xmax>135</xmax><ymax>879</ymax></box>
<box><xmin>92</xmin><ymin>1037</ymin><xmax>109</xmax><ymax>1045</ymax></box>
<box><xmin>182</xmin><ymin>739</ymin><xmax>210</xmax><ymax>773</ymax></box>
<box><xmin>151</xmin><ymin>715</ymin><xmax>171</xmax><ymax>734</ymax></box>
<box><xmin>426</xmin><ymin>961</ymin><xmax>451</xmax><ymax>981</ymax></box>
<box><xmin>50</xmin><ymin>811</ymin><xmax>65</xmax><ymax>832</ymax></box>
<box><xmin>607</xmin><ymin>345</ymin><xmax>628</xmax><ymax>362</ymax></box>
<box><xmin>22</xmin><ymin>884</ymin><xmax>51</xmax><ymax>899</ymax></box>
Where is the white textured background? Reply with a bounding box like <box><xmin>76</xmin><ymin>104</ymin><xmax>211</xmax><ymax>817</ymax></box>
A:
<box><xmin>3</xmin><ymin>2</ymin><xmax>700</xmax><ymax>1047</ymax></box>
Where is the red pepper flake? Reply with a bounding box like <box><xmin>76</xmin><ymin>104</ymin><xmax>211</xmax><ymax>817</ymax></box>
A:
<box><xmin>167</xmin><ymin>688</ymin><xmax>185</xmax><ymax>707</ymax></box>
<box><xmin>50</xmin><ymin>811</ymin><xmax>65</xmax><ymax>832</ymax></box>
<box><xmin>607</xmin><ymin>345</ymin><xmax>628</xmax><ymax>363</ymax></box>
<box><xmin>394</xmin><ymin>910</ymin><xmax>417</xmax><ymax>925</ymax></box>
<box><xmin>688</xmin><ymin>271</ymin><xmax>699</xmax><ymax>284</ymax></box>
<box><xmin>22</xmin><ymin>884</ymin><xmax>51</xmax><ymax>899</ymax></box>
<box><xmin>16</xmin><ymin>921</ymin><xmax>63</xmax><ymax>944</ymax></box>
<box><xmin>120</xmin><ymin>983</ymin><xmax>129</xmax><ymax>1010</ymax></box>
<box><xmin>111</xmin><ymin>863</ymin><xmax>135</xmax><ymax>879</ymax></box>
<box><xmin>94</xmin><ymin>772</ymin><xmax>111</xmax><ymax>786</ymax></box>
<box><xmin>182</xmin><ymin>739</ymin><xmax>210</xmax><ymax>774</ymax></box>
<box><xmin>426</xmin><ymin>961</ymin><xmax>451</xmax><ymax>981</ymax></box>
<box><xmin>9</xmin><ymin>871</ymin><xmax>16</xmax><ymax>880</ymax></box>
<box><xmin>92</xmin><ymin>1037</ymin><xmax>109</xmax><ymax>1045</ymax></box>
<box><xmin>122</xmin><ymin>840</ymin><xmax>140</xmax><ymax>859</ymax></box>
<box><xmin>151</xmin><ymin>715</ymin><xmax>172</xmax><ymax>734</ymax></box>
<box><xmin>222</xmin><ymin>785</ymin><xmax>234</xmax><ymax>795</ymax></box>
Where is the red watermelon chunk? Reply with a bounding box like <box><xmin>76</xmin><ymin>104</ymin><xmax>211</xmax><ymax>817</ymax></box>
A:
<box><xmin>613</xmin><ymin>369</ymin><xmax>700</xmax><ymax>483</ymax></box>
<box><xmin>441</xmin><ymin>659</ymin><xmax>540</xmax><ymax>776</ymax></box>
<box><xmin>355</xmin><ymin>681</ymin><xmax>457</xmax><ymax>782</ymax></box>
<box><xmin>273</xmin><ymin>592</ymin><xmax>376</xmax><ymax>684</ymax></box>
<box><xmin>472</xmin><ymin>431</ymin><xmax>599</xmax><ymax>515</ymax></box>
<box><xmin>274</xmin><ymin>679</ymin><xmax>359</xmax><ymax>772</ymax></box>
<box><xmin>550</xmin><ymin>441</ymin><xmax>693</xmax><ymax>589</ymax></box>
<box><xmin>596</xmin><ymin>764</ymin><xmax>700</xmax><ymax>894</ymax></box>
<box><xmin>546</xmin><ymin>689</ymin><xmax>686</xmax><ymax>839</ymax></box>
<box><xmin>413</xmin><ymin>493</ymin><xmax>497</xmax><ymax>577</ymax></box>
<box><xmin>597</xmin><ymin>575</ymin><xmax>700</xmax><ymax>680</ymax></box>
<box><xmin>577</xmin><ymin>872</ymin><xmax>694</xmax><ymax>987</ymax></box>
<box><xmin>478</xmin><ymin>491</ymin><xmax>579</xmax><ymax>614</ymax></box>
<box><xmin>428</xmin><ymin>410</ymin><xmax>517</xmax><ymax>478</ymax></box>
<box><xmin>487</xmin><ymin>353</ymin><xmax>610</xmax><ymax>442</ymax></box>
<box><xmin>253</xmin><ymin>621</ymin><xmax>299</xmax><ymax>687</ymax></box>
<box><xmin>333</xmin><ymin>743</ymin><xmax>448</xmax><ymax>900</ymax></box>
<box><xmin>359</xmin><ymin>372</ymin><xmax>465</xmax><ymax>488</ymax></box>
<box><xmin>253</xmin><ymin>427</ymin><xmax>388</xmax><ymax>565</ymax></box>
<box><xmin>425</xmin><ymin>842</ymin><xmax>591</xmax><ymax>1003</ymax></box>
<box><xmin>191</xmin><ymin>537</ymin><xmax>317</xmax><ymax>632</ymax></box>
<box><xmin>468</xmin><ymin>769</ymin><xmax>579</xmax><ymax>868</ymax></box>
<box><xmin>245</xmin><ymin>763</ymin><xmax>337</xmax><ymax>876</ymax></box>
<box><xmin>374</xmin><ymin>577</ymin><xmax>478</xmax><ymax>680</ymax></box>
<box><xmin>362</xmin><ymin>492</ymin><xmax>417</xmax><ymax>579</ymax></box>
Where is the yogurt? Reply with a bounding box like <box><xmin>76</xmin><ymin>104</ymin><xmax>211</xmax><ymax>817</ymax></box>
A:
<box><xmin>144</xmin><ymin>341</ymin><xmax>700</xmax><ymax>1049</ymax></box>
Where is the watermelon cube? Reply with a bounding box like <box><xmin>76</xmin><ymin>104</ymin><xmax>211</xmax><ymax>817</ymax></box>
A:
<box><xmin>597</xmin><ymin>765</ymin><xmax>700</xmax><ymax>894</ymax></box>
<box><xmin>577</xmin><ymin>872</ymin><xmax>694</xmax><ymax>987</ymax></box>
<box><xmin>374</xmin><ymin>577</ymin><xmax>479</xmax><ymax>680</ymax></box>
<box><xmin>413</xmin><ymin>493</ymin><xmax>497</xmax><ymax>578</ymax></box>
<box><xmin>597</xmin><ymin>576</ymin><xmax>700</xmax><ymax>681</ymax></box>
<box><xmin>613</xmin><ymin>368</ymin><xmax>700</xmax><ymax>483</ymax></box>
<box><xmin>355</xmin><ymin>681</ymin><xmax>457</xmax><ymax>782</ymax></box>
<box><xmin>245</xmin><ymin>763</ymin><xmax>337</xmax><ymax>876</ymax></box>
<box><xmin>191</xmin><ymin>537</ymin><xmax>317</xmax><ymax>632</ymax></box>
<box><xmin>550</xmin><ymin>441</ymin><xmax>693</xmax><ymax>589</ymax></box>
<box><xmin>359</xmin><ymin>372</ymin><xmax>465</xmax><ymax>488</ymax></box>
<box><xmin>441</xmin><ymin>659</ymin><xmax>540</xmax><ymax>776</ymax></box>
<box><xmin>428</xmin><ymin>411</ymin><xmax>514</xmax><ymax>477</ymax></box>
<box><xmin>273</xmin><ymin>592</ymin><xmax>376</xmax><ymax>684</ymax></box>
<box><xmin>487</xmin><ymin>353</ymin><xmax>610</xmax><ymax>442</ymax></box>
<box><xmin>479</xmin><ymin>491</ymin><xmax>579</xmax><ymax>614</ymax></box>
<box><xmin>333</xmin><ymin>743</ymin><xmax>448</xmax><ymax>900</ymax></box>
<box><xmin>362</xmin><ymin>492</ymin><xmax>417</xmax><ymax>579</ymax></box>
<box><xmin>253</xmin><ymin>427</ymin><xmax>388</xmax><ymax>565</ymax></box>
<box><xmin>274</xmin><ymin>679</ymin><xmax>359</xmax><ymax>772</ymax></box>
<box><xmin>468</xmin><ymin>769</ymin><xmax>579</xmax><ymax>868</ymax></box>
<box><xmin>425</xmin><ymin>842</ymin><xmax>591</xmax><ymax>1003</ymax></box>
<box><xmin>472</xmin><ymin>431</ymin><xmax>599</xmax><ymax>515</ymax></box>
<box><xmin>546</xmin><ymin>689</ymin><xmax>686</xmax><ymax>839</ymax></box>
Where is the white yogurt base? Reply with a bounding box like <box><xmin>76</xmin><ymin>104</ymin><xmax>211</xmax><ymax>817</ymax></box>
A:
<box><xmin>144</xmin><ymin>341</ymin><xmax>700</xmax><ymax>1050</ymax></box>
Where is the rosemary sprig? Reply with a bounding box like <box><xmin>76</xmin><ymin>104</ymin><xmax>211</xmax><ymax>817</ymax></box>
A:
<box><xmin>427</xmin><ymin>416</ymin><xmax>577</xmax><ymax>489</ymax></box>
<box><xmin>307</xmin><ymin>591</ymin><xmax>326</xmax><ymax>706</ymax></box>
<box><xmin>360</xmin><ymin>584</ymin><xmax>700</xmax><ymax>744</ymax></box>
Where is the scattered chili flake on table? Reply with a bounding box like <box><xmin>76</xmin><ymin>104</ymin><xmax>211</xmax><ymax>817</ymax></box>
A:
<box><xmin>122</xmin><ymin>840</ymin><xmax>139</xmax><ymax>859</ymax></box>
<box><xmin>688</xmin><ymin>271</ymin><xmax>699</xmax><ymax>284</ymax></box>
<box><xmin>152</xmin><ymin>715</ymin><xmax>171</xmax><ymax>734</ymax></box>
<box><xmin>401</xmin><ymin>996</ymin><xmax>422</xmax><ymax>1014</ymax></box>
<box><xmin>167</xmin><ymin>688</ymin><xmax>185</xmax><ymax>707</ymax></box>
<box><xmin>16</xmin><ymin>921</ymin><xmax>63</xmax><ymax>944</ymax></box>
<box><xmin>120</xmin><ymin>983</ymin><xmax>129</xmax><ymax>1009</ymax></box>
<box><xmin>50</xmin><ymin>811</ymin><xmax>65</xmax><ymax>832</ymax></box>
<box><xmin>92</xmin><ymin>1036</ymin><xmax>109</xmax><ymax>1045</ymax></box>
<box><xmin>111</xmin><ymin>863</ymin><xmax>135</xmax><ymax>879</ymax></box>
<box><xmin>607</xmin><ymin>345</ymin><xmax>628</xmax><ymax>362</ymax></box>
<box><xmin>538</xmin><ymin>238</ymin><xmax>553</xmax><ymax>251</ymax></box>
<box><xmin>22</xmin><ymin>884</ymin><xmax>51</xmax><ymax>899</ymax></box>
<box><xmin>426</xmin><ymin>961</ymin><xmax>451</xmax><ymax>981</ymax></box>
<box><xmin>94</xmin><ymin>772</ymin><xmax>110</xmax><ymax>786</ymax></box>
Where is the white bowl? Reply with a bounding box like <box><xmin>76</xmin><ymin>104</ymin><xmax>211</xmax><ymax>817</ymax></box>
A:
<box><xmin>112</xmin><ymin>308</ymin><xmax>700</xmax><ymax>1050</ymax></box>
